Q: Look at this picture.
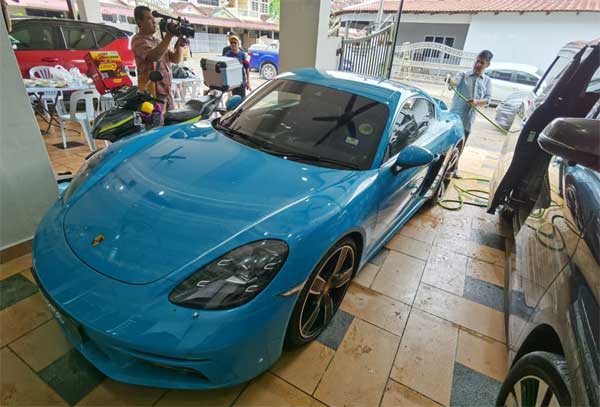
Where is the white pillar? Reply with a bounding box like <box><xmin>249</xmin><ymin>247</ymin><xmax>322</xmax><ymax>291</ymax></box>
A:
<box><xmin>76</xmin><ymin>0</ymin><xmax>102</xmax><ymax>23</ymax></box>
<box><xmin>279</xmin><ymin>0</ymin><xmax>340</xmax><ymax>72</ymax></box>
<box><xmin>0</xmin><ymin>20</ymin><xmax>58</xmax><ymax>252</ymax></box>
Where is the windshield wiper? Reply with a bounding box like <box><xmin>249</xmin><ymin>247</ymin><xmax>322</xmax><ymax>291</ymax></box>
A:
<box><xmin>213</xmin><ymin>122</ymin><xmax>360</xmax><ymax>170</ymax></box>
<box><xmin>266</xmin><ymin>150</ymin><xmax>361</xmax><ymax>170</ymax></box>
<box><xmin>213</xmin><ymin>121</ymin><xmax>275</xmax><ymax>150</ymax></box>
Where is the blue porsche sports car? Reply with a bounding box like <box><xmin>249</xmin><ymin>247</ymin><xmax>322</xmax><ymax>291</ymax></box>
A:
<box><xmin>33</xmin><ymin>69</ymin><xmax>464</xmax><ymax>389</ymax></box>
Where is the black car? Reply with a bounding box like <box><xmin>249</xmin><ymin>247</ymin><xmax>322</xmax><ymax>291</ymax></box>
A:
<box><xmin>488</xmin><ymin>39</ymin><xmax>599</xmax><ymax>406</ymax></box>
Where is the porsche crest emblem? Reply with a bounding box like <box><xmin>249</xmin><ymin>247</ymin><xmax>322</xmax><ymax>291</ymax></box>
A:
<box><xmin>91</xmin><ymin>234</ymin><xmax>105</xmax><ymax>247</ymax></box>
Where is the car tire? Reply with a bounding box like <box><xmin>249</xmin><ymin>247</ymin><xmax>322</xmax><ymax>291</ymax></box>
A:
<box><xmin>430</xmin><ymin>143</ymin><xmax>461</xmax><ymax>204</ymax></box>
<box><xmin>260</xmin><ymin>63</ymin><xmax>277</xmax><ymax>80</ymax></box>
<box><xmin>496</xmin><ymin>351</ymin><xmax>572</xmax><ymax>407</ymax></box>
<box><xmin>285</xmin><ymin>237</ymin><xmax>358</xmax><ymax>348</ymax></box>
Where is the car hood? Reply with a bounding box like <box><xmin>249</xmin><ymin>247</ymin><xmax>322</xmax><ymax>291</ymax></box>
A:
<box><xmin>63</xmin><ymin>124</ymin><xmax>354</xmax><ymax>284</ymax></box>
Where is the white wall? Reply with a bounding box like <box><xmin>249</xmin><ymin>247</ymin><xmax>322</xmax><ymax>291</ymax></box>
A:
<box><xmin>280</xmin><ymin>0</ymin><xmax>338</xmax><ymax>72</ymax></box>
<box><xmin>464</xmin><ymin>12</ymin><xmax>599</xmax><ymax>70</ymax></box>
<box><xmin>77</xmin><ymin>0</ymin><xmax>103</xmax><ymax>23</ymax></box>
<box><xmin>0</xmin><ymin>20</ymin><xmax>58</xmax><ymax>251</ymax></box>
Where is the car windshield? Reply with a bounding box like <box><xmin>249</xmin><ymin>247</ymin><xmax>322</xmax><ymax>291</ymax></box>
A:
<box><xmin>217</xmin><ymin>79</ymin><xmax>389</xmax><ymax>170</ymax></box>
<box><xmin>534</xmin><ymin>55</ymin><xmax>571</xmax><ymax>97</ymax></box>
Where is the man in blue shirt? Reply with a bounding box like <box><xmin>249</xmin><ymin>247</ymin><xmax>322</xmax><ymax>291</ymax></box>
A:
<box><xmin>449</xmin><ymin>50</ymin><xmax>493</xmax><ymax>177</ymax></box>
<box><xmin>223</xmin><ymin>34</ymin><xmax>251</xmax><ymax>98</ymax></box>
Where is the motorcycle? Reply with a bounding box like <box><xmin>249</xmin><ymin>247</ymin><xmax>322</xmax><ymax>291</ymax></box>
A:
<box><xmin>91</xmin><ymin>71</ymin><xmax>241</xmax><ymax>143</ymax></box>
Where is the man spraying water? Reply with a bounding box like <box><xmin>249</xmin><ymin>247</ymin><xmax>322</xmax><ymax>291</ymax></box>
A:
<box><xmin>448</xmin><ymin>50</ymin><xmax>494</xmax><ymax>178</ymax></box>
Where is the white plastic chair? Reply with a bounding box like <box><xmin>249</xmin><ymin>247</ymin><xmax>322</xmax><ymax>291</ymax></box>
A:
<box><xmin>29</xmin><ymin>66</ymin><xmax>59</xmax><ymax>120</ymax></box>
<box><xmin>55</xmin><ymin>89</ymin><xmax>100</xmax><ymax>151</ymax></box>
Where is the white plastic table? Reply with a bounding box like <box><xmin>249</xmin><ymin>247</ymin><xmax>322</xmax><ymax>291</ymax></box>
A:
<box><xmin>25</xmin><ymin>84</ymin><xmax>96</xmax><ymax>134</ymax></box>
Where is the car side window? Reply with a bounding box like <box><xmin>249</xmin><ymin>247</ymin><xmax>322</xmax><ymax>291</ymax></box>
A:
<box><xmin>11</xmin><ymin>26</ymin><xmax>60</xmax><ymax>50</ymax></box>
<box><xmin>514</xmin><ymin>72</ymin><xmax>538</xmax><ymax>86</ymax></box>
<box><xmin>93</xmin><ymin>29</ymin><xmax>115</xmax><ymax>49</ymax></box>
<box><xmin>411</xmin><ymin>98</ymin><xmax>435</xmax><ymax>131</ymax></box>
<box><xmin>62</xmin><ymin>26</ymin><xmax>97</xmax><ymax>50</ymax></box>
<box><xmin>493</xmin><ymin>70</ymin><xmax>513</xmax><ymax>82</ymax></box>
<box><xmin>386</xmin><ymin>99</ymin><xmax>418</xmax><ymax>159</ymax></box>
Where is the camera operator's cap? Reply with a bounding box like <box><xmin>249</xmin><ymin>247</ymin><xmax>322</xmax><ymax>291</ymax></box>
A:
<box><xmin>228</xmin><ymin>34</ymin><xmax>241</xmax><ymax>44</ymax></box>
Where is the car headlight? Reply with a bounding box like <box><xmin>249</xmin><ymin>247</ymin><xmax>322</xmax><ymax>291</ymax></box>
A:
<box><xmin>169</xmin><ymin>240</ymin><xmax>289</xmax><ymax>310</ymax></box>
<box><xmin>62</xmin><ymin>147</ymin><xmax>109</xmax><ymax>203</ymax></box>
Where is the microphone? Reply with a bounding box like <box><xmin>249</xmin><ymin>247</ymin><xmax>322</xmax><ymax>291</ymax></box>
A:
<box><xmin>151</xmin><ymin>10</ymin><xmax>171</xmax><ymax>19</ymax></box>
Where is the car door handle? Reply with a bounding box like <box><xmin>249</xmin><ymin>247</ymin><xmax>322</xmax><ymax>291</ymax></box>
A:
<box><xmin>42</xmin><ymin>57</ymin><xmax>60</xmax><ymax>63</ymax></box>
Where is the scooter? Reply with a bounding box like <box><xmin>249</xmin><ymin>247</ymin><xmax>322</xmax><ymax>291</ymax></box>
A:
<box><xmin>91</xmin><ymin>71</ymin><xmax>239</xmax><ymax>143</ymax></box>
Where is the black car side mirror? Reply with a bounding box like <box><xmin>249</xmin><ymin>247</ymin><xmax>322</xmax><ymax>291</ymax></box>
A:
<box><xmin>393</xmin><ymin>145</ymin><xmax>436</xmax><ymax>174</ymax></box>
<box><xmin>538</xmin><ymin>118</ymin><xmax>600</xmax><ymax>171</ymax></box>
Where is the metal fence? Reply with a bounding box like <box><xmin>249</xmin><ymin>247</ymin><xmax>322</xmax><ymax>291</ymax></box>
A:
<box><xmin>338</xmin><ymin>24</ymin><xmax>394</xmax><ymax>78</ymax></box>
<box><xmin>391</xmin><ymin>42</ymin><xmax>477</xmax><ymax>83</ymax></box>
<box><xmin>188</xmin><ymin>33</ymin><xmax>229</xmax><ymax>54</ymax></box>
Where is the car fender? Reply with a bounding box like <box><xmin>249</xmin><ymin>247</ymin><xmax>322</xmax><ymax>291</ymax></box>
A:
<box><xmin>260</xmin><ymin>55</ymin><xmax>278</xmax><ymax>70</ymax></box>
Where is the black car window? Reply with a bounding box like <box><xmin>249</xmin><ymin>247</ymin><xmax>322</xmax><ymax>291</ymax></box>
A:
<box><xmin>11</xmin><ymin>25</ymin><xmax>60</xmax><ymax>50</ymax></box>
<box><xmin>387</xmin><ymin>97</ymin><xmax>433</xmax><ymax>159</ymax></box>
<box><xmin>515</xmin><ymin>72</ymin><xmax>538</xmax><ymax>86</ymax></box>
<box><xmin>534</xmin><ymin>55</ymin><xmax>571</xmax><ymax>95</ymax></box>
<box><xmin>219</xmin><ymin>79</ymin><xmax>389</xmax><ymax>170</ymax></box>
<box><xmin>93</xmin><ymin>29</ymin><xmax>115</xmax><ymax>48</ymax></box>
<box><xmin>62</xmin><ymin>26</ymin><xmax>97</xmax><ymax>50</ymax></box>
<box><xmin>585</xmin><ymin>67</ymin><xmax>600</xmax><ymax>94</ymax></box>
<box><xmin>492</xmin><ymin>70</ymin><xmax>513</xmax><ymax>82</ymax></box>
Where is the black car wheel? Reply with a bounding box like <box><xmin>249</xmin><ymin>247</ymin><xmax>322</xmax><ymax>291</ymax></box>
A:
<box><xmin>260</xmin><ymin>63</ymin><xmax>277</xmax><ymax>80</ymax></box>
<box><xmin>496</xmin><ymin>351</ymin><xmax>572</xmax><ymax>407</ymax></box>
<box><xmin>285</xmin><ymin>238</ymin><xmax>357</xmax><ymax>347</ymax></box>
<box><xmin>431</xmin><ymin>143</ymin><xmax>461</xmax><ymax>203</ymax></box>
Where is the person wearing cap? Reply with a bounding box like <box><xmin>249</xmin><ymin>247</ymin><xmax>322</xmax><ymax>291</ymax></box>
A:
<box><xmin>223</xmin><ymin>34</ymin><xmax>251</xmax><ymax>98</ymax></box>
<box><xmin>222</xmin><ymin>31</ymin><xmax>244</xmax><ymax>56</ymax></box>
<box><xmin>448</xmin><ymin>49</ymin><xmax>493</xmax><ymax>177</ymax></box>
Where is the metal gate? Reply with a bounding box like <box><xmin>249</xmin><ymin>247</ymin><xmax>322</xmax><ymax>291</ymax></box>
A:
<box><xmin>338</xmin><ymin>24</ymin><xmax>395</xmax><ymax>78</ymax></box>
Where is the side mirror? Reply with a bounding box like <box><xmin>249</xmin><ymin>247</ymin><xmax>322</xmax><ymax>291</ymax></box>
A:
<box><xmin>432</xmin><ymin>97</ymin><xmax>448</xmax><ymax>111</ymax></box>
<box><xmin>226</xmin><ymin>95</ymin><xmax>242</xmax><ymax>111</ymax></box>
<box><xmin>149</xmin><ymin>70</ymin><xmax>163</xmax><ymax>82</ymax></box>
<box><xmin>393</xmin><ymin>145</ymin><xmax>436</xmax><ymax>174</ymax></box>
<box><xmin>538</xmin><ymin>118</ymin><xmax>600</xmax><ymax>171</ymax></box>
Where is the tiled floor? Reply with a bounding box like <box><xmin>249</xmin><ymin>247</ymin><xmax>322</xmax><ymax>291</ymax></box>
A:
<box><xmin>2</xmin><ymin>85</ymin><xmax>511</xmax><ymax>406</ymax></box>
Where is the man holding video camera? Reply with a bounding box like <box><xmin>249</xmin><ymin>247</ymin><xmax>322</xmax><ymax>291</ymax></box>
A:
<box><xmin>131</xmin><ymin>6</ymin><xmax>188</xmax><ymax>111</ymax></box>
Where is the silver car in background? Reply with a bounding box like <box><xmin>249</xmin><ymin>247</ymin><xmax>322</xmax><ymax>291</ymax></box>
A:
<box><xmin>494</xmin><ymin>91</ymin><xmax>528</xmax><ymax>130</ymax></box>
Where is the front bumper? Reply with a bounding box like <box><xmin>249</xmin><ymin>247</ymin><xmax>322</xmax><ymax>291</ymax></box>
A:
<box><xmin>33</xmin><ymin>201</ymin><xmax>296</xmax><ymax>389</ymax></box>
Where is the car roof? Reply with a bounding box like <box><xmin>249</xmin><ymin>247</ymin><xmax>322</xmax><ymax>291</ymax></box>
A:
<box><xmin>12</xmin><ymin>17</ymin><xmax>128</xmax><ymax>34</ymax></box>
<box><xmin>488</xmin><ymin>62</ymin><xmax>541</xmax><ymax>75</ymax></box>
<box><xmin>280</xmin><ymin>69</ymin><xmax>423</xmax><ymax>104</ymax></box>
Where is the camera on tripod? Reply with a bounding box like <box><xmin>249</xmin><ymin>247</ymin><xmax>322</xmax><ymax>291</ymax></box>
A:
<box><xmin>152</xmin><ymin>10</ymin><xmax>195</xmax><ymax>39</ymax></box>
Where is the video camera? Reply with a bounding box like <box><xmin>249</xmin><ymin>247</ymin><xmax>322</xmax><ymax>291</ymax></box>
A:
<box><xmin>151</xmin><ymin>10</ymin><xmax>195</xmax><ymax>39</ymax></box>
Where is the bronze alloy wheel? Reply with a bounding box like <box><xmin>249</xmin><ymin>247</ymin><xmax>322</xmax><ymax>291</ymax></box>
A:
<box><xmin>285</xmin><ymin>238</ymin><xmax>357</xmax><ymax>347</ymax></box>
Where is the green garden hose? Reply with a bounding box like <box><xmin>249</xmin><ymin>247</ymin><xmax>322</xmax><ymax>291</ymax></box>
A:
<box><xmin>449</xmin><ymin>83</ymin><xmax>514</xmax><ymax>135</ymax></box>
<box><xmin>437</xmin><ymin>177</ymin><xmax>491</xmax><ymax>211</ymax></box>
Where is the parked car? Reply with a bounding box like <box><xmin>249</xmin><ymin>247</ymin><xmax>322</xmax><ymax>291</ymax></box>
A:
<box><xmin>32</xmin><ymin>69</ymin><xmax>464</xmax><ymax>389</ymax></box>
<box><xmin>248</xmin><ymin>42</ymin><xmax>353</xmax><ymax>80</ymax></box>
<box><xmin>520</xmin><ymin>41</ymin><xmax>590</xmax><ymax>121</ymax></box>
<box><xmin>488</xmin><ymin>39</ymin><xmax>599</xmax><ymax>407</ymax></box>
<box><xmin>496</xmin><ymin>103</ymin><xmax>599</xmax><ymax>407</ymax></box>
<box><xmin>248</xmin><ymin>42</ymin><xmax>279</xmax><ymax>80</ymax></box>
<box><xmin>11</xmin><ymin>18</ymin><xmax>135</xmax><ymax>78</ymax></box>
<box><xmin>494</xmin><ymin>91</ymin><xmax>528</xmax><ymax>131</ymax></box>
<box><xmin>488</xmin><ymin>39</ymin><xmax>599</xmax><ymax>227</ymax></box>
<box><xmin>486</xmin><ymin>62</ymin><xmax>543</xmax><ymax>106</ymax></box>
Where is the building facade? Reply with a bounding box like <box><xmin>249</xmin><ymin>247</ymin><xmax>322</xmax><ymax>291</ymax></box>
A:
<box><xmin>335</xmin><ymin>0</ymin><xmax>600</xmax><ymax>69</ymax></box>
